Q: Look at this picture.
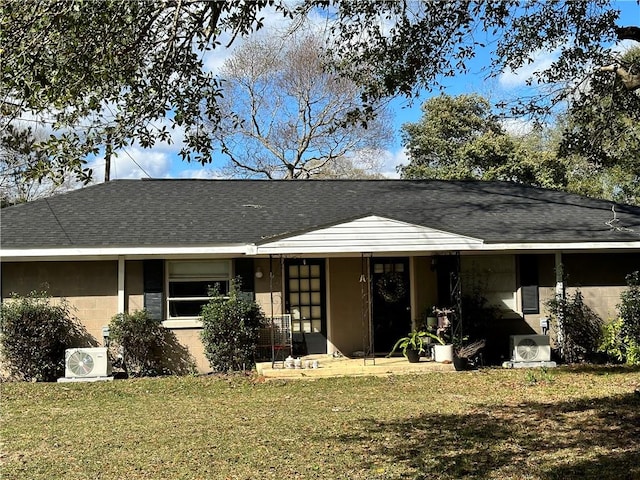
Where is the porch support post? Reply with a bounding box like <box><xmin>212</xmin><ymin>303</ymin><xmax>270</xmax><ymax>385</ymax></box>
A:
<box><xmin>554</xmin><ymin>251</ymin><xmax>565</xmax><ymax>355</ymax></box>
<box><xmin>117</xmin><ymin>256</ymin><xmax>125</xmax><ymax>314</ymax></box>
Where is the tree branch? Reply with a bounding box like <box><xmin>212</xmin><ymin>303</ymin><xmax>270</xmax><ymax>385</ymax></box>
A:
<box><xmin>600</xmin><ymin>64</ymin><xmax>640</xmax><ymax>91</ymax></box>
<box><xmin>615</xmin><ymin>26</ymin><xmax>640</xmax><ymax>42</ymax></box>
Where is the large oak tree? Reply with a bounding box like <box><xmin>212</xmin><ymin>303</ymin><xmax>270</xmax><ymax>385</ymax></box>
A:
<box><xmin>210</xmin><ymin>32</ymin><xmax>391</xmax><ymax>179</ymax></box>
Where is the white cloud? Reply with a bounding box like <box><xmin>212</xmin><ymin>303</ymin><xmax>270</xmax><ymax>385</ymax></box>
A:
<box><xmin>501</xmin><ymin>118</ymin><xmax>535</xmax><ymax>136</ymax></box>
<box><xmin>380</xmin><ymin>148</ymin><xmax>409</xmax><ymax>178</ymax></box>
<box><xmin>202</xmin><ymin>5</ymin><xmax>303</xmax><ymax>74</ymax></box>
<box><xmin>175</xmin><ymin>167</ymin><xmax>217</xmax><ymax>179</ymax></box>
<box><xmin>88</xmin><ymin>147</ymin><xmax>171</xmax><ymax>182</ymax></box>
<box><xmin>499</xmin><ymin>48</ymin><xmax>560</xmax><ymax>89</ymax></box>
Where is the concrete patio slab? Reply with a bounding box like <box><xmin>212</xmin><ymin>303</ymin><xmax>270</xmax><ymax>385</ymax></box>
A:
<box><xmin>255</xmin><ymin>354</ymin><xmax>455</xmax><ymax>379</ymax></box>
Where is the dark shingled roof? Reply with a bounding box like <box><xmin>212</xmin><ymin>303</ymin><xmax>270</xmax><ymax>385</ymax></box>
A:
<box><xmin>2</xmin><ymin>179</ymin><xmax>640</xmax><ymax>250</ymax></box>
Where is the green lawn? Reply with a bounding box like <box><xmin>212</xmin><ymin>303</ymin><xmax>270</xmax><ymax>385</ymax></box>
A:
<box><xmin>2</xmin><ymin>366</ymin><xmax>639</xmax><ymax>480</ymax></box>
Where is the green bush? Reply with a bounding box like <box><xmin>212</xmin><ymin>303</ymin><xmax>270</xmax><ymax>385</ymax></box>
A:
<box><xmin>200</xmin><ymin>277</ymin><xmax>265</xmax><ymax>372</ymax></box>
<box><xmin>0</xmin><ymin>291</ymin><xmax>91</xmax><ymax>381</ymax></box>
<box><xmin>599</xmin><ymin>272</ymin><xmax>640</xmax><ymax>365</ymax></box>
<box><xmin>545</xmin><ymin>289</ymin><xmax>603</xmax><ymax>363</ymax></box>
<box><xmin>600</xmin><ymin>317</ymin><xmax>640</xmax><ymax>365</ymax></box>
<box><xmin>109</xmin><ymin>309</ymin><xmax>176</xmax><ymax>376</ymax></box>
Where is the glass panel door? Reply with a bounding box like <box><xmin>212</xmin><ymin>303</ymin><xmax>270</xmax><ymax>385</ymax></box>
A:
<box><xmin>285</xmin><ymin>259</ymin><xmax>326</xmax><ymax>354</ymax></box>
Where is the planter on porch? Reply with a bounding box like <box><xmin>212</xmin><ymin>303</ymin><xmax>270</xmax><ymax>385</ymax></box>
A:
<box><xmin>433</xmin><ymin>344</ymin><xmax>454</xmax><ymax>363</ymax></box>
<box><xmin>405</xmin><ymin>348</ymin><xmax>421</xmax><ymax>363</ymax></box>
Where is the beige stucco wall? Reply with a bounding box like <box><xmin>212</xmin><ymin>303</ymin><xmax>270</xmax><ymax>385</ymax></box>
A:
<box><xmin>412</xmin><ymin>256</ymin><xmax>438</xmax><ymax>327</ymax></box>
<box><xmin>3</xmin><ymin>252</ymin><xmax>635</xmax><ymax>373</ymax></box>
<box><xmin>125</xmin><ymin>260</ymin><xmax>144</xmax><ymax>313</ymax></box>
<box><xmin>563</xmin><ymin>252</ymin><xmax>637</xmax><ymax>321</ymax></box>
<box><xmin>253</xmin><ymin>258</ymin><xmax>283</xmax><ymax>317</ymax></box>
<box><xmin>326</xmin><ymin>257</ymin><xmax>365</xmax><ymax>356</ymax></box>
<box><xmin>1</xmin><ymin>261</ymin><xmax>118</xmax><ymax>344</ymax></box>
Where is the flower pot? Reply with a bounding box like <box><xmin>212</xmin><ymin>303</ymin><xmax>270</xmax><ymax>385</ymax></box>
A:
<box><xmin>405</xmin><ymin>348</ymin><xmax>421</xmax><ymax>363</ymax></box>
<box><xmin>453</xmin><ymin>356</ymin><xmax>469</xmax><ymax>371</ymax></box>
<box><xmin>433</xmin><ymin>344</ymin><xmax>454</xmax><ymax>363</ymax></box>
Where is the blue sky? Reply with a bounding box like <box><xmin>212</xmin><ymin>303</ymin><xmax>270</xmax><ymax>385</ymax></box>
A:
<box><xmin>87</xmin><ymin>1</ymin><xmax>639</xmax><ymax>182</ymax></box>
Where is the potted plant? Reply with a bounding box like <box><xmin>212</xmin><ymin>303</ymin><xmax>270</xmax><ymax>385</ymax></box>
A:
<box><xmin>429</xmin><ymin>307</ymin><xmax>454</xmax><ymax>363</ymax></box>
<box><xmin>387</xmin><ymin>331</ymin><xmax>428</xmax><ymax>363</ymax></box>
<box><xmin>421</xmin><ymin>331</ymin><xmax>454</xmax><ymax>363</ymax></box>
<box><xmin>454</xmin><ymin>339</ymin><xmax>486</xmax><ymax>370</ymax></box>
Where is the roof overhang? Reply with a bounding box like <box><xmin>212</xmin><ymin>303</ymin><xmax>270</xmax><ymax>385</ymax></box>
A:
<box><xmin>3</xmin><ymin>214</ymin><xmax>639</xmax><ymax>261</ymax></box>
<box><xmin>0</xmin><ymin>245</ymin><xmax>249</xmax><ymax>262</ymax></box>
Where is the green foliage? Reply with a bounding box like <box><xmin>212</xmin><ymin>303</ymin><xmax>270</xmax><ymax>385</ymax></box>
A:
<box><xmin>600</xmin><ymin>272</ymin><xmax>640</xmax><ymax>365</ymax></box>
<box><xmin>399</xmin><ymin>94</ymin><xmax>568</xmax><ymax>189</ymax></box>
<box><xmin>600</xmin><ymin>318</ymin><xmax>640</xmax><ymax>365</ymax></box>
<box><xmin>524</xmin><ymin>367</ymin><xmax>555</xmax><ymax>386</ymax></box>
<box><xmin>109</xmin><ymin>310</ymin><xmax>195</xmax><ymax>376</ymax></box>
<box><xmin>200</xmin><ymin>277</ymin><xmax>265</xmax><ymax>372</ymax></box>
<box><xmin>387</xmin><ymin>331</ymin><xmax>441</xmax><ymax>359</ymax></box>
<box><xmin>1</xmin><ymin>0</ymin><xmax>289</xmax><ymax>181</ymax></box>
<box><xmin>619</xmin><ymin>271</ymin><xmax>640</xmax><ymax>341</ymax></box>
<box><xmin>2</xmin><ymin>1</ymin><xmax>636</xmax><ymax>186</ymax></box>
<box><xmin>0</xmin><ymin>291</ymin><xmax>91</xmax><ymax>381</ymax></box>
<box><xmin>545</xmin><ymin>290</ymin><xmax>603</xmax><ymax>364</ymax></box>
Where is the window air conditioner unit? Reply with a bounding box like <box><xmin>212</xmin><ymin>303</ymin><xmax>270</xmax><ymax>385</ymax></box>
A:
<box><xmin>510</xmin><ymin>335</ymin><xmax>551</xmax><ymax>362</ymax></box>
<box><xmin>65</xmin><ymin>347</ymin><xmax>112</xmax><ymax>378</ymax></box>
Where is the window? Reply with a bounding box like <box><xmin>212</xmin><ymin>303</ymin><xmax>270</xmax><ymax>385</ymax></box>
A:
<box><xmin>167</xmin><ymin>260</ymin><xmax>230</xmax><ymax>319</ymax></box>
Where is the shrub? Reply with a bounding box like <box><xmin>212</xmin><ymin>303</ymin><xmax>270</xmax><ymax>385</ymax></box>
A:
<box><xmin>545</xmin><ymin>289</ymin><xmax>603</xmax><ymax>363</ymax></box>
<box><xmin>0</xmin><ymin>291</ymin><xmax>90</xmax><ymax>381</ymax></box>
<box><xmin>600</xmin><ymin>317</ymin><xmax>640</xmax><ymax>365</ymax></box>
<box><xmin>109</xmin><ymin>310</ymin><xmax>169</xmax><ymax>376</ymax></box>
<box><xmin>200</xmin><ymin>277</ymin><xmax>265</xmax><ymax>372</ymax></box>
<box><xmin>599</xmin><ymin>272</ymin><xmax>640</xmax><ymax>365</ymax></box>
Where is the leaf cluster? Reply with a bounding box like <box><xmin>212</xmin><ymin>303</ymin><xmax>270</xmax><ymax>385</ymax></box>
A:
<box><xmin>601</xmin><ymin>271</ymin><xmax>640</xmax><ymax>365</ymax></box>
<box><xmin>200</xmin><ymin>277</ymin><xmax>266</xmax><ymax>372</ymax></box>
<box><xmin>2</xmin><ymin>0</ymin><xmax>637</xmax><ymax>185</ymax></box>
<box><xmin>1</xmin><ymin>0</ymin><xmax>291</xmax><ymax>179</ymax></box>
<box><xmin>545</xmin><ymin>290</ymin><xmax>604</xmax><ymax>364</ymax></box>
<box><xmin>108</xmin><ymin>309</ymin><xmax>194</xmax><ymax>376</ymax></box>
<box><xmin>0</xmin><ymin>291</ymin><xmax>91</xmax><ymax>381</ymax></box>
<box><xmin>387</xmin><ymin>331</ymin><xmax>445</xmax><ymax>359</ymax></box>
<box><xmin>399</xmin><ymin>94</ymin><xmax>568</xmax><ymax>189</ymax></box>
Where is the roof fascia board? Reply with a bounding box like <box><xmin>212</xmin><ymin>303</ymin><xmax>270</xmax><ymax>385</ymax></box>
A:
<box><xmin>253</xmin><ymin>241</ymin><xmax>640</xmax><ymax>255</ymax></box>
<box><xmin>1</xmin><ymin>245</ymin><xmax>248</xmax><ymax>261</ymax></box>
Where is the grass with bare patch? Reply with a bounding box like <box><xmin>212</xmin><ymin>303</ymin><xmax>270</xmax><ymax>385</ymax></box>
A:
<box><xmin>2</xmin><ymin>366</ymin><xmax>639</xmax><ymax>479</ymax></box>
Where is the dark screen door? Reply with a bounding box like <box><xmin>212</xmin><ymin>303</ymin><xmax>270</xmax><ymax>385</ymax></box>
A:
<box><xmin>371</xmin><ymin>258</ymin><xmax>411</xmax><ymax>353</ymax></box>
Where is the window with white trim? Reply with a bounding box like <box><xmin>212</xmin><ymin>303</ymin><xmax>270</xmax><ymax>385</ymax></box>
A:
<box><xmin>167</xmin><ymin>260</ymin><xmax>230</xmax><ymax>319</ymax></box>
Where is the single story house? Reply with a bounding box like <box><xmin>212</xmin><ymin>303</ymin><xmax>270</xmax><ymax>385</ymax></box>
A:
<box><xmin>1</xmin><ymin>179</ymin><xmax>639</xmax><ymax>371</ymax></box>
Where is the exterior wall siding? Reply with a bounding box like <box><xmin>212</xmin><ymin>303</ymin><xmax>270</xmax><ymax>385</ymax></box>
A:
<box><xmin>326</xmin><ymin>257</ymin><xmax>365</xmax><ymax>356</ymax></box>
<box><xmin>1</xmin><ymin>261</ymin><xmax>118</xmax><ymax>344</ymax></box>
<box><xmin>2</xmin><ymin>251</ymin><xmax>637</xmax><ymax>373</ymax></box>
<box><xmin>563</xmin><ymin>252</ymin><xmax>638</xmax><ymax>321</ymax></box>
<box><xmin>125</xmin><ymin>260</ymin><xmax>144</xmax><ymax>313</ymax></box>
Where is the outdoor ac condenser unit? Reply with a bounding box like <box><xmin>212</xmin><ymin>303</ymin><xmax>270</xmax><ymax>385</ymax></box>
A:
<box><xmin>65</xmin><ymin>347</ymin><xmax>112</xmax><ymax>378</ymax></box>
<box><xmin>510</xmin><ymin>335</ymin><xmax>551</xmax><ymax>362</ymax></box>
